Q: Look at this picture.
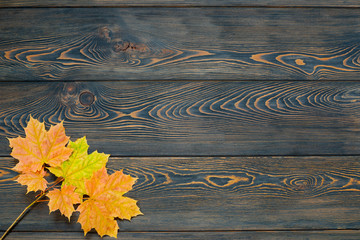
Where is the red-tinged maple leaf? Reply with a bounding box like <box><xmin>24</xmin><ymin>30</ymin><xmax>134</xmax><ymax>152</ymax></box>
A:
<box><xmin>8</xmin><ymin>116</ymin><xmax>73</xmax><ymax>173</ymax></box>
<box><xmin>47</xmin><ymin>185</ymin><xmax>81</xmax><ymax>221</ymax></box>
<box><xmin>77</xmin><ymin>168</ymin><xmax>142</xmax><ymax>238</ymax></box>
<box><xmin>16</xmin><ymin>168</ymin><xmax>48</xmax><ymax>193</ymax></box>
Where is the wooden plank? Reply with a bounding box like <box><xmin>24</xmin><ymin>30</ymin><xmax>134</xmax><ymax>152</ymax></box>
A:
<box><xmin>1</xmin><ymin>156</ymin><xmax>360</xmax><ymax>232</ymax></box>
<box><xmin>1</xmin><ymin>0</ymin><xmax>360</xmax><ymax>7</ymax></box>
<box><xmin>2</xmin><ymin>8</ymin><xmax>360</xmax><ymax>80</ymax></box>
<box><xmin>0</xmin><ymin>81</ymin><xmax>360</xmax><ymax>156</ymax></box>
<box><xmin>2</xmin><ymin>231</ymin><xmax>360</xmax><ymax>240</ymax></box>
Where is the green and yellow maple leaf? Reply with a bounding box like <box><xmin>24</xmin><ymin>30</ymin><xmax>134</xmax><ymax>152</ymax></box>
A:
<box><xmin>77</xmin><ymin>167</ymin><xmax>142</xmax><ymax>238</ymax></box>
<box><xmin>47</xmin><ymin>184</ymin><xmax>81</xmax><ymax>221</ymax></box>
<box><xmin>48</xmin><ymin>137</ymin><xmax>109</xmax><ymax>195</ymax></box>
<box><xmin>9</xmin><ymin>116</ymin><xmax>73</xmax><ymax>173</ymax></box>
<box><xmin>5</xmin><ymin>117</ymin><xmax>142</xmax><ymax>239</ymax></box>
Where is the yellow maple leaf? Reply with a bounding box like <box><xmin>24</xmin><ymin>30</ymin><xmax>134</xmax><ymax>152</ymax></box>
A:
<box><xmin>77</xmin><ymin>200</ymin><xmax>119</xmax><ymax>237</ymax></box>
<box><xmin>6</xmin><ymin>117</ymin><xmax>142</xmax><ymax>238</ymax></box>
<box><xmin>16</xmin><ymin>168</ymin><xmax>48</xmax><ymax>193</ymax></box>
<box><xmin>9</xmin><ymin>116</ymin><xmax>73</xmax><ymax>174</ymax></box>
<box><xmin>47</xmin><ymin>185</ymin><xmax>81</xmax><ymax>221</ymax></box>
<box><xmin>77</xmin><ymin>167</ymin><xmax>142</xmax><ymax>238</ymax></box>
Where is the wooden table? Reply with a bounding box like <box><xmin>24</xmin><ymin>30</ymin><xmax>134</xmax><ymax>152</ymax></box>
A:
<box><xmin>1</xmin><ymin>1</ymin><xmax>360</xmax><ymax>239</ymax></box>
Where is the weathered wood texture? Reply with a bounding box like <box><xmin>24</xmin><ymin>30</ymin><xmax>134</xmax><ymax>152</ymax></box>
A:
<box><xmin>2</xmin><ymin>8</ymin><xmax>360</xmax><ymax>80</ymax></box>
<box><xmin>1</xmin><ymin>0</ymin><xmax>360</xmax><ymax>7</ymax></box>
<box><xmin>2</xmin><ymin>231</ymin><xmax>360</xmax><ymax>240</ymax></box>
<box><xmin>1</xmin><ymin>2</ymin><xmax>359</xmax><ymax>239</ymax></box>
<box><xmin>1</xmin><ymin>156</ymin><xmax>360</xmax><ymax>232</ymax></box>
<box><xmin>0</xmin><ymin>81</ymin><xmax>359</xmax><ymax>156</ymax></box>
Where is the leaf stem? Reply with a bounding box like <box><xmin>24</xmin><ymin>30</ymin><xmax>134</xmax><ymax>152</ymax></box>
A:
<box><xmin>35</xmin><ymin>177</ymin><xmax>64</xmax><ymax>198</ymax></box>
<box><xmin>1</xmin><ymin>177</ymin><xmax>64</xmax><ymax>240</ymax></box>
<box><xmin>0</xmin><ymin>191</ymin><xmax>47</xmax><ymax>240</ymax></box>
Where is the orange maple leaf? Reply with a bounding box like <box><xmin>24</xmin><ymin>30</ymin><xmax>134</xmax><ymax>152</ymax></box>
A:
<box><xmin>16</xmin><ymin>168</ymin><xmax>48</xmax><ymax>193</ymax></box>
<box><xmin>47</xmin><ymin>185</ymin><xmax>81</xmax><ymax>221</ymax></box>
<box><xmin>77</xmin><ymin>168</ymin><xmax>142</xmax><ymax>238</ymax></box>
<box><xmin>6</xmin><ymin>117</ymin><xmax>142</xmax><ymax>239</ymax></box>
<box><xmin>9</xmin><ymin>116</ymin><xmax>73</xmax><ymax>173</ymax></box>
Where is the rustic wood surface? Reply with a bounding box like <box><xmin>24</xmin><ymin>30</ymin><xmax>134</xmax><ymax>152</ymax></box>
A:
<box><xmin>1</xmin><ymin>1</ymin><xmax>360</xmax><ymax>239</ymax></box>
<box><xmin>2</xmin><ymin>231</ymin><xmax>360</xmax><ymax>240</ymax></box>
<box><xmin>1</xmin><ymin>156</ymin><xmax>360</xmax><ymax>233</ymax></box>
<box><xmin>1</xmin><ymin>0</ymin><xmax>360</xmax><ymax>7</ymax></box>
<box><xmin>2</xmin><ymin>8</ymin><xmax>360</xmax><ymax>80</ymax></box>
<box><xmin>0</xmin><ymin>81</ymin><xmax>359</xmax><ymax>156</ymax></box>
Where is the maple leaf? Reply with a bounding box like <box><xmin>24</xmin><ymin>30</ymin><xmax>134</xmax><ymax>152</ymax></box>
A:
<box><xmin>5</xmin><ymin>117</ymin><xmax>142</xmax><ymax>240</ymax></box>
<box><xmin>77</xmin><ymin>200</ymin><xmax>119</xmax><ymax>238</ymax></box>
<box><xmin>9</xmin><ymin>116</ymin><xmax>73</xmax><ymax>173</ymax></box>
<box><xmin>48</xmin><ymin>137</ymin><xmax>109</xmax><ymax>195</ymax></box>
<box><xmin>16</xmin><ymin>168</ymin><xmax>48</xmax><ymax>193</ymax></box>
<box><xmin>77</xmin><ymin>167</ymin><xmax>142</xmax><ymax>238</ymax></box>
<box><xmin>47</xmin><ymin>185</ymin><xmax>81</xmax><ymax>221</ymax></box>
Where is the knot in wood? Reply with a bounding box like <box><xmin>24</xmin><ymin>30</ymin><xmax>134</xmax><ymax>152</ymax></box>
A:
<box><xmin>61</xmin><ymin>83</ymin><xmax>79</xmax><ymax>106</ymax></box>
<box><xmin>98</xmin><ymin>26</ymin><xmax>112</xmax><ymax>43</ymax></box>
<box><xmin>286</xmin><ymin>175</ymin><xmax>316</xmax><ymax>192</ymax></box>
<box><xmin>65</xmin><ymin>83</ymin><xmax>77</xmax><ymax>95</ymax></box>
<box><xmin>112</xmin><ymin>41</ymin><xmax>130</xmax><ymax>52</ymax></box>
<box><xmin>79</xmin><ymin>91</ymin><xmax>95</xmax><ymax>106</ymax></box>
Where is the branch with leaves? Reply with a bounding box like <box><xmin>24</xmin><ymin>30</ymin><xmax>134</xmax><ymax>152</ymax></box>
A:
<box><xmin>1</xmin><ymin>117</ymin><xmax>142</xmax><ymax>239</ymax></box>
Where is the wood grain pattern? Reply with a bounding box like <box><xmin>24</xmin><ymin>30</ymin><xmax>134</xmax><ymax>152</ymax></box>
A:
<box><xmin>1</xmin><ymin>2</ymin><xmax>359</xmax><ymax>239</ymax></box>
<box><xmin>0</xmin><ymin>81</ymin><xmax>359</xmax><ymax>156</ymax></box>
<box><xmin>2</xmin><ymin>231</ymin><xmax>360</xmax><ymax>240</ymax></box>
<box><xmin>2</xmin><ymin>8</ymin><xmax>360</xmax><ymax>80</ymax></box>
<box><xmin>1</xmin><ymin>156</ymin><xmax>360</xmax><ymax>232</ymax></box>
<box><xmin>1</xmin><ymin>0</ymin><xmax>360</xmax><ymax>7</ymax></box>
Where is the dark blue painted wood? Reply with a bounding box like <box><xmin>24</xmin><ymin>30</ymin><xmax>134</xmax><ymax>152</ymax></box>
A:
<box><xmin>1</xmin><ymin>0</ymin><xmax>360</xmax><ymax>7</ymax></box>
<box><xmin>2</xmin><ymin>8</ymin><xmax>360</xmax><ymax>80</ymax></box>
<box><xmin>0</xmin><ymin>81</ymin><xmax>359</xmax><ymax>156</ymax></box>
<box><xmin>1</xmin><ymin>156</ymin><xmax>360</xmax><ymax>232</ymax></box>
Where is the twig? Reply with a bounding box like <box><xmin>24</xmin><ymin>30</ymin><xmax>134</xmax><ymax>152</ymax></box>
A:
<box><xmin>1</xmin><ymin>177</ymin><xmax>64</xmax><ymax>240</ymax></box>
<box><xmin>0</xmin><ymin>191</ymin><xmax>47</xmax><ymax>240</ymax></box>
